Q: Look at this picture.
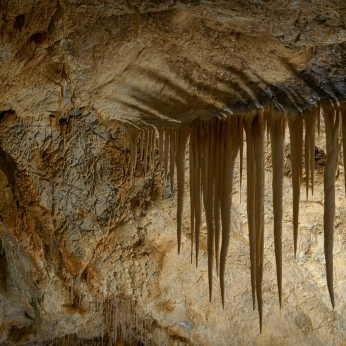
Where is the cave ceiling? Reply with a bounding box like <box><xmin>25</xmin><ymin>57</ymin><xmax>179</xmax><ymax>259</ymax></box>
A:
<box><xmin>1</xmin><ymin>0</ymin><xmax>346</xmax><ymax>126</ymax></box>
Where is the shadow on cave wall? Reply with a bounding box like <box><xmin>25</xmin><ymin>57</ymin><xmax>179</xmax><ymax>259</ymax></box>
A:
<box><xmin>112</xmin><ymin>42</ymin><xmax>346</xmax><ymax>128</ymax></box>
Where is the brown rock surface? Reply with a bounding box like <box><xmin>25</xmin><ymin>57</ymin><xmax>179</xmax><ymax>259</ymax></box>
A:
<box><xmin>1</xmin><ymin>0</ymin><xmax>346</xmax><ymax>345</ymax></box>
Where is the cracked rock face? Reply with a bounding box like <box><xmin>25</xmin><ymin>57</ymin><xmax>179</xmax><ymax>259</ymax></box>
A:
<box><xmin>1</xmin><ymin>0</ymin><xmax>346</xmax><ymax>345</ymax></box>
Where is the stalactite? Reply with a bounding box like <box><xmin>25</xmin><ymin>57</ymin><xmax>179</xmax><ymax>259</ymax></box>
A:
<box><xmin>71</xmin><ymin>275</ymin><xmax>74</xmax><ymax>306</ymax></box>
<box><xmin>322</xmin><ymin>101</ymin><xmax>340</xmax><ymax>308</ymax></box>
<box><xmin>165</xmin><ymin>130</ymin><xmax>169</xmax><ymax>179</ymax></box>
<box><xmin>143</xmin><ymin>128</ymin><xmax>149</xmax><ymax>176</ymax></box>
<box><xmin>55</xmin><ymin>110</ymin><xmax>63</xmax><ymax>126</ymax></box>
<box><xmin>254</xmin><ymin>111</ymin><xmax>265</xmax><ymax>332</ymax></box>
<box><xmin>150</xmin><ymin>127</ymin><xmax>156</xmax><ymax>166</ymax></box>
<box><xmin>135</xmin><ymin>11</ymin><xmax>141</xmax><ymax>38</ymax></box>
<box><xmin>214</xmin><ymin>117</ymin><xmax>222</xmax><ymax>276</ymax></box>
<box><xmin>158</xmin><ymin>129</ymin><xmax>164</xmax><ymax>174</ymax></box>
<box><xmin>169</xmin><ymin>129</ymin><xmax>176</xmax><ymax>191</ymax></box>
<box><xmin>269</xmin><ymin>107</ymin><xmax>284</xmax><ymax>307</ymax></box>
<box><xmin>304</xmin><ymin>108</ymin><xmax>317</xmax><ymax>198</ymax></box>
<box><xmin>220</xmin><ymin>114</ymin><xmax>239</xmax><ymax>307</ymax></box>
<box><xmin>193</xmin><ymin>120</ymin><xmax>202</xmax><ymax>267</ymax></box>
<box><xmin>148</xmin><ymin>129</ymin><xmax>152</xmax><ymax>169</ymax></box>
<box><xmin>202</xmin><ymin>118</ymin><xmax>216</xmax><ymax>302</ymax></box>
<box><xmin>201</xmin><ymin>119</ymin><xmax>210</xmax><ymax>296</ymax></box>
<box><xmin>244</xmin><ymin>115</ymin><xmax>257</xmax><ymax>311</ymax></box>
<box><xmin>209</xmin><ymin>117</ymin><xmax>217</xmax><ymax>297</ymax></box>
<box><xmin>139</xmin><ymin>130</ymin><xmax>144</xmax><ymax>161</ymax></box>
<box><xmin>117</xmin><ymin>99</ymin><xmax>346</xmax><ymax>333</ymax></box>
<box><xmin>175</xmin><ymin>123</ymin><xmax>190</xmax><ymax>254</ymax></box>
<box><xmin>238</xmin><ymin>116</ymin><xmax>244</xmax><ymax>202</ymax></box>
<box><xmin>287</xmin><ymin>112</ymin><xmax>303</xmax><ymax>257</ymax></box>
<box><xmin>122</xmin><ymin>123</ymin><xmax>140</xmax><ymax>180</ymax></box>
<box><xmin>189</xmin><ymin>126</ymin><xmax>195</xmax><ymax>263</ymax></box>
<box><xmin>340</xmin><ymin>102</ymin><xmax>346</xmax><ymax>194</ymax></box>
<box><xmin>305</xmin><ymin>112</ymin><xmax>311</xmax><ymax>199</ymax></box>
<box><xmin>103</xmin><ymin>120</ymin><xmax>115</xmax><ymax>141</ymax></box>
<box><xmin>318</xmin><ymin>103</ymin><xmax>321</xmax><ymax>136</ymax></box>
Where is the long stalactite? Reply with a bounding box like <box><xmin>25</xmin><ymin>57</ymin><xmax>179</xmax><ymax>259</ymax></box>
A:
<box><xmin>193</xmin><ymin>120</ymin><xmax>202</xmax><ymax>268</ymax></box>
<box><xmin>253</xmin><ymin>111</ymin><xmax>265</xmax><ymax>332</ymax></box>
<box><xmin>189</xmin><ymin>125</ymin><xmax>195</xmax><ymax>264</ymax></box>
<box><xmin>121</xmin><ymin>100</ymin><xmax>346</xmax><ymax>332</ymax></box>
<box><xmin>287</xmin><ymin>111</ymin><xmax>303</xmax><ymax>257</ymax></box>
<box><xmin>201</xmin><ymin>118</ymin><xmax>214</xmax><ymax>302</ymax></box>
<box><xmin>214</xmin><ymin>117</ymin><xmax>222</xmax><ymax>276</ymax></box>
<box><xmin>244</xmin><ymin>113</ymin><xmax>257</xmax><ymax>311</ymax></box>
<box><xmin>340</xmin><ymin>101</ymin><xmax>346</xmax><ymax>194</ymax></box>
<box><xmin>219</xmin><ymin>114</ymin><xmax>240</xmax><ymax>307</ymax></box>
<box><xmin>176</xmin><ymin>124</ymin><xmax>190</xmax><ymax>255</ymax></box>
<box><xmin>164</xmin><ymin>129</ymin><xmax>169</xmax><ymax>180</ymax></box>
<box><xmin>169</xmin><ymin>129</ymin><xmax>176</xmax><ymax>192</ymax></box>
<box><xmin>269</xmin><ymin>107</ymin><xmax>284</xmax><ymax>308</ymax></box>
<box><xmin>322</xmin><ymin>101</ymin><xmax>339</xmax><ymax>308</ymax></box>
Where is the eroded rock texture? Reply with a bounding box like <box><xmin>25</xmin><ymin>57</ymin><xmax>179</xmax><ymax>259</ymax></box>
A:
<box><xmin>1</xmin><ymin>0</ymin><xmax>346</xmax><ymax>345</ymax></box>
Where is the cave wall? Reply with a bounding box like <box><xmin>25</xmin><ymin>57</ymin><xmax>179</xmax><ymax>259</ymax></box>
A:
<box><xmin>0</xmin><ymin>112</ymin><xmax>345</xmax><ymax>345</ymax></box>
<box><xmin>1</xmin><ymin>0</ymin><xmax>346</xmax><ymax>345</ymax></box>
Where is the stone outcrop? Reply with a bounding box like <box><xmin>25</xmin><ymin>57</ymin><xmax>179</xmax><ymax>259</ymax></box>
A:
<box><xmin>1</xmin><ymin>0</ymin><xmax>346</xmax><ymax>345</ymax></box>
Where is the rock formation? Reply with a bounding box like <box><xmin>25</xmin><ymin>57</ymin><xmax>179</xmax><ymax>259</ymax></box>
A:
<box><xmin>1</xmin><ymin>0</ymin><xmax>346</xmax><ymax>345</ymax></box>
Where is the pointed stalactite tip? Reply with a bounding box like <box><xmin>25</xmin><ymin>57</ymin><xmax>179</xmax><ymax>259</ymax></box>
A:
<box><xmin>119</xmin><ymin>99</ymin><xmax>346</xmax><ymax>333</ymax></box>
<box><xmin>135</xmin><ymin>11</ymin><xmax>141</xmax><ymax>38</ymax></box>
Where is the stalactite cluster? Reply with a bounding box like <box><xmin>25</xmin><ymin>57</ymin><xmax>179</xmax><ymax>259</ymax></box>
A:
<box><xmin>121</xmin><ymin>124</ymin><xmax>157</xmax><ymax>179</ymax></box>
<box><xmin>121</xmin><ymin>100</ymin><xmax>346</xmax><ymax>331</ymax></box>
<box><xmin>191</xmin><ymin>116</ymin><xmax>241</xmax><ymax>307</ymax></box>
<box><xmin>244</xmin><ymin>110</ymin><xmax>265</xmax><ymax>331</ymax></box>
<box><xmin>43</xmin><ymin>294</ymin><xmax>176</xmax><ymax>346</ymax></box>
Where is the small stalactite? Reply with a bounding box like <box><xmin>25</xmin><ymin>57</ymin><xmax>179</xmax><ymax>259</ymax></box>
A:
<box><xmin>148</xmin><ymin>129</ymin><xmax>152</xmax><ymax>171</ymax></box>
<box><xmin>151</xmin><ymin>127</ymin><xmax>156</xmax><ymax>166</ymax></box>
<box><xmin>47</xmin><ymin>294</ymin><xmax>181</xmax><ymax>345</ymax></box>
<box><xmin>96</xmin><ymin>110</ymin><xmax>116</xmax><ymax>141</ymax></box>
<box><xmin>318</xmin><ymin>103</ymin><xmax>321</xmax><ymax>136</ymax></box>
<box><xmin>139</xmin><ymin>130</ymin><xmax>144</xmax><ymax>161</ymax></box>
<box><xmin>122</xmin><ymin>123</ymin><xmax>140</xmax><ymax>181</ymax></box>
<box><xmin>143</xmin><ymin>128</ymin><xmax>149</xmax><ymax>176</ymax></box>
<box><xmin>304</xmin><ymin>107</ymin><xmax>318</xmax><ymax>197</ymax></box>
<box><xmin>158</xmin><ymin>129</ymin><xmax>164</xmax><ymax>174</ymax></box>
<box><xmin>135</xmin><ymin>10</ymin><xmax>141</xmax><ymax>38</ymax></box>
<box><xmin>164</xmin><ymin>129</ymin><xmax>170</xmax><ymax>180</ymax></box>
